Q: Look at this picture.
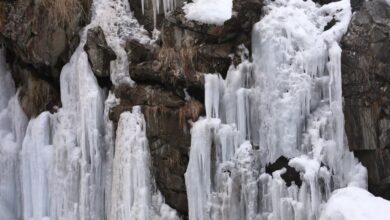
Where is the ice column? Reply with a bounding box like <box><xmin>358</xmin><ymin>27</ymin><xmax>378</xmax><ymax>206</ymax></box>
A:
<box><xmin>21</xmin><ymin>112</ymin><xmax>53</xmax><ymax>219</ymax></box>
<box><xmin>110</xmin><ymin>107</ymin><xmax>179</xmax><ymax>220</ymax></box>
<box><xmin>0</xmin><ymin>48</ymin><xmax>28</xmax><ymax>220</ymax></box>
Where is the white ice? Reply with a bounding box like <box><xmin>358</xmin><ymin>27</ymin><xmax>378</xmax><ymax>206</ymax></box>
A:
<box><xmin>0</xmin><ymin>48</ymin><xmax>28</xmax><ymax>220</ymax></box>
<box><xmin>110</xmin><ymin>107</ymin><xmax>179</xmax><ymax>220</ymax></box>
<box><xmin>183</xmin><ymin>0</ymin><xmax>233</xmax><ymax>25</ymax></box>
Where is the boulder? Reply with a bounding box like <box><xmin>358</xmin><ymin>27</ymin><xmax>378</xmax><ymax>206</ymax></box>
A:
<box><xmin>84</xmin><ymin>26</ymin><xmax>117</xmax><ymax>78</ymax></box>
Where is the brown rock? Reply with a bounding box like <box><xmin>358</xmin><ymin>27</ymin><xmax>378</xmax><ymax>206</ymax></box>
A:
<box><xmin>84</xmin><ymin>26</ymin><xmax>117</xmax><ymax>78</ymax></box>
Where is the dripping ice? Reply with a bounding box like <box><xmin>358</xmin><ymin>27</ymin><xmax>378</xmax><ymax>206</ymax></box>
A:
<box><xmin>185</xmin><ymin>0</ymin><xmax>390</xmax><ymax>220</ymax></box>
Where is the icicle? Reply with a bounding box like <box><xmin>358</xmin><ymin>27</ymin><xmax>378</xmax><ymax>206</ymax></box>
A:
<box><xmin>140</xmin><ymin>0</ymin><xmax>177</xmax><ymax>27</ymax></box>
<box><xmin>21</xmin><ymin>112</ymin><xmax>53</xmax><ymax>220</ymax></box>
<box><xmin>0</xmin><ymin>48</ymin><xmax>28</xmax><ymax>220</ymax></box>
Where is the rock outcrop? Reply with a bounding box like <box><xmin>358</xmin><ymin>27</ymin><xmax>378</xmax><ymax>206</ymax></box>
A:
<box><xmin>0</xmin><ymin>0</ymin><xmax>92</xmax><ymax>117</ymax></box>
<box><xmin>342</xmin><ymin>0</ymin><xmax>390</xmax><ymax>199</ymax></box>
<box><xmin>84</xmin><ymin>26</ymin><xmax>117</xmax><ymax>79</ymax></box>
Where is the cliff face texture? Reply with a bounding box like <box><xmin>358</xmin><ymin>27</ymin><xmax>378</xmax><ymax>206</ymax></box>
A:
<box><xmin>342</xmin><ymin>0</ymin><xmax>390</xmax><ymax>199</ymax></box>
<box><xmin>0</xmin><ymin>0</ymin><xmax>92</xmax><ymax>118</ymax></box>
<box><xmin>1</xmin><ymin>0</ymin><xmax>390</xmax><ymax>215</ymax></box>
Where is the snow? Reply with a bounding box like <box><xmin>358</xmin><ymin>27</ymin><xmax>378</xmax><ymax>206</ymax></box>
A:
<box><xmin>183</xmin><ymin>0</ymin><xmax>233</xmax><ymax>25</ymax></box>
<box><xmin>320</xmin><ymin>187</ymin><xmax>390</xmax><ymax>220</ymax></box>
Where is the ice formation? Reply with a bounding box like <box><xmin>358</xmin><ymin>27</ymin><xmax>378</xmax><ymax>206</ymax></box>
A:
<box><xmin>1</xmin><ymin>0</ymin><xmax>390</xmax><ymax>219</ymax></box>
<box><xmin>183</xmin><ymin>0</ymin><xmax>233</xmax><ymax>25</ymax></box>
<box><xmin>110</xmin><ymin>108</ymin><xmax>179</xmax><ymax>220</ymax></box>
<box><xmin>140</xmin><ymin>0</ymin><xmax>177</xmax><ymax>26</ymax></box>
<box><xmin>0</xmin><ymin>48</ymin><xmax>28</xmax><ymax>220</ymax></box>
<box><xmin>185</xmin><ymin>0</ymin><xmax>384</xmax><ymax>219</ymax></box>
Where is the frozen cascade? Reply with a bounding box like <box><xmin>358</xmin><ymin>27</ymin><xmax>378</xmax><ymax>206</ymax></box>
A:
<box><xmin>0</xmin><ymin>0</ymin><xmax>176</xmax><ymax>219</ymax></box>
<box><xmin>185</xmin><ymin>0</ymin><xmax>371</xmax><ymax>219</ymax></box>
<box><xmin>110</xmin><ymin>107</ymin><xmax>179</xmax><ymax>220</ymax></box>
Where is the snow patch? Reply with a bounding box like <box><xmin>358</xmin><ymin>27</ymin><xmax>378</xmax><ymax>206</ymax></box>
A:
<box><xmin>320</xmin><ymin>187</ymin><xmax>390</xmax><ymax>220</ymax></box>
<box><xmin>183</xmin><ymin>0</ymin><xmax>233</xmax><ymax>25</ymax></box>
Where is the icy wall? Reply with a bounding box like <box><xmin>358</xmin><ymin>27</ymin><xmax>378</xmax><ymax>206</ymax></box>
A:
<box><xmin>1</xmin><ymin>0</ymin><xmax>390</xmax><ymax>219</ymax></box>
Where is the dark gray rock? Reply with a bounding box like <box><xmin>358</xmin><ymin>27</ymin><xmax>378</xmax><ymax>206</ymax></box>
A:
<box><xmin>84</xmin><ymin>26</ymin><xmax>117</xmax><ymax>78</ymax></box>
<box><xmin>342</xmin><ymin>0</ymin><xmax>390</xmax><ymax>199</ymax></box>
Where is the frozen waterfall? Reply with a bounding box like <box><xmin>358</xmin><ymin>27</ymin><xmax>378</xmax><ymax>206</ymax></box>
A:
<box><xmin>1</xmin><ymin>0</ymin><xmax>390</xmax><ymax>219</ymax></box>
<box><xmin>185</xmin><ymin>0</ymin><xmax>371</xmax><ymax>220</ymax></box>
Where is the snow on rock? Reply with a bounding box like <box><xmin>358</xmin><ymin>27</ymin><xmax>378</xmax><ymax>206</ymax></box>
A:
<box><xmin>320</xmin><ymin>187</ymin><xmax>390</xmax><ymax>220</ymax></box>
<box><xmin>183</xmin><ymin>0</ymin><xmax>233</xmax><ymax>25</ymax></box>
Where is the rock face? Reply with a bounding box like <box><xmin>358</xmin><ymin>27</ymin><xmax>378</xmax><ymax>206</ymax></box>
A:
<box><xmin>0</xmin><ymin>0</ymin><xmax>92</xmax><ymax>117</ymax></box>
<box><xmin>84</xmin><ymin>26</ymin><xmax>117</xmax><ymax>78</ymax></box>
<box><xmin>342</xmin><ymin>0</ymin><xmax>390</xmax><ymax>199</ymax></box>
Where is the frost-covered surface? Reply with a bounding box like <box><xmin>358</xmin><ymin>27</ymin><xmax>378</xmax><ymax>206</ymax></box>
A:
<box><xmin>183</xmin><ymin>0</ymin><xmax>232</xmax><ymax>25</ymax></box>
<box><xmin>184</xmin><ymin>0</ymin><xmax>385</xmax><ymax>219</ymax></box>
<box><xmin>320</xmin><ymin>187</ymin><xmax>390</xmax><ymax>220</ymax></box>
<box><xmin>110</xmin><ymin>108</ymin><xmax>179</xmax><ymax>220</ymax></box>
<box><xmin>92</xmin><ymin>0</ymin><xmax>151</xmax><ymax>86</ymax></box>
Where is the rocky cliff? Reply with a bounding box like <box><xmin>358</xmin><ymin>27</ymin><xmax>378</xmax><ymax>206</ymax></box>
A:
<box><xmin>342</xmin><ymin>0</ymin><xmax>390</xmax><ymax>199</ymax></box>
<box><xmin>1</xmin><ymin>0</ymin><xmax>390</xmax><ymax>216</ymax></box>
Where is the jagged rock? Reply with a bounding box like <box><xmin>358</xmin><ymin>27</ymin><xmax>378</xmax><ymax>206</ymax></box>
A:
<box><xmin>0</xmin><ymin>0</ymin><xmax>91</xmax><ymax>75</ymax></box>
<box><xmin>0</xmin><ymin>0</ymin><xmax>91</xmax><ymax>117</ymax></box>
<box><xmin>110</xmin><ymin>84</ymin><xmax>205</xmax><ymax>215</ymax></box>
<box><xmin>84</xmin><ymin>26</ymin><xmax>117</xmax><ymax>78</ymax></box>
<box><xmin>265</xmin><ymin>156</ymin><xmax>302</xmax><ymax>187</ymax></box>
<box><xmin>312</xmin><ymin>0</ymin><xmax>363</xmax><ymax>11</ymax></box>
<box><xmin>342</xmin><ymin>0</ymin><xmax>390</xmax><ymax>199</ymax></box>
